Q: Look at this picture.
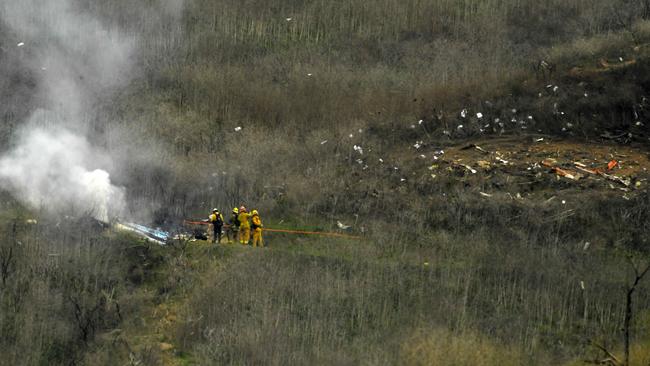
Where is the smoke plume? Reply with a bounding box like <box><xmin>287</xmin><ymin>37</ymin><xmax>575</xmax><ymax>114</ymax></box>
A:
<box><xmin>0</xmin><ymin>126</ymin><xmax>125</xmax><ymax>221</ymax></box>
<box><xmin>0</xmin><ymin>0</ymin><xmax>182</xmax><ymax>222</ymax></box>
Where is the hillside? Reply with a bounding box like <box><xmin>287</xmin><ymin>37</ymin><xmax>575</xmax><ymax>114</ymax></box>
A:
<box><xmin>1</xmin><ymin>1</ymin><xmax>650</xmax><ymax>365</ymax></box>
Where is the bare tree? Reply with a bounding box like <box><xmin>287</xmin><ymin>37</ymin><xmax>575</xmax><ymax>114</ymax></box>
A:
<box><xmin>623</xmin><ymin>255</ymin><xmax>650</xmax><ymax>366</ymax></box>
<box><xmin>0</xmin><ymin>221</ymin><xmax>17</xmax><ymax>287</ymax></box>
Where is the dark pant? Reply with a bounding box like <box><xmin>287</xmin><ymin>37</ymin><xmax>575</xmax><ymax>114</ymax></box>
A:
<box><xmin>213</xmin><ymin>225</ymin><xmax>222</xmax><ymax>243</ymax></box>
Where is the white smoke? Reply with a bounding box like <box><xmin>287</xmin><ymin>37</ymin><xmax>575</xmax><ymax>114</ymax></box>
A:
<box><xmin>0</xmin><ymin>126</ymin><xmax>125</xmax><ymax>221</ymax></box>
<box><xmin>0</xmin><ymin>0</ymin><xmax>182</xmax><ymax>222</ymax></box>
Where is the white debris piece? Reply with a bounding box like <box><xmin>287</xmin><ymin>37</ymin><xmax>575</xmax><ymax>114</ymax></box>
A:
<box><xmin>553</xmin><ymin>86</ymin><xmax>559</xmax><ymax>92</ymax></box>
<box><xmin>413</xmin><ymin>142</ymin><xmax>422</xmax><ymax>149</ymax></box>
<box><xmin>636</xmin><ymin>121</ymin><xmax>643</xmax><ymax>126</ymax></box>
<box><xmin>580</xmin><ymin>281</ymin><xmax>585</xmax><ymax>290</ymax></box>
<box><xmin>353</xmin><ymin>145</ymin><xmax>363</xmax><ymax>154</ymax></box>
<box><xmin>562</xmin><ymin>200</ymin><xmax>566</xmax><ymax>205</ymax></box>
<box><xmin>418</xmin><ymin>119</ymin><xmax>423</xmax><ymax>125</ymax></box>
<box><xmin>337</xmin><ymin>221</ymin><xmax>351</xmax><ymax>230</ymax></box>
<box><xmin>286</xmin><ymin>17</ymin><xmax>292</xmax><ymax>21</ymax></box>
<box><xmin>349</xmin><ymin>134</ymin><xmax>354</xmax><ymax>138</ymax></box>
<box><xmin>476</xmin><ymin>112</ymin><xmax>483</xmax><ymax>119</ymax></box>
<box><xmin>358</xmin><ymin>128</ymin><xmax>363</xmax><ymax>133</ymax></box>
<box><xmin>320</xmin><ymin>140</ymin><xmax>328</xmax><ymax>145</ymax></box>
<box><xmin>462</xmin><ymin>164</ymin><xmax>477</xmax><ymax>174</ymax></box>
<box><xmin>511</xmin><ymin>108</ymin><xmax>517</xmax><ymax>114</ymax></box>
<box><xmin>461</xmin><ymin>109</ymin><xmax>467</xmax><ymax>118</ymax></box>
<box><xmin>378</xmin><ymin>158</ymin><xmax>384</xmax><ymax>163</ymax></box>
<box><xmin>583</xmin><ymin>242</ymin><xmax>591</xmax><ymax>251</ymax></box>
<box><xmin>479</xmin><ymin>192</ymin><xmax>492</xmax><ymax>197</ymax></box>
<box><xmin>619</xmin><ymin>56</ymin><xmax>624</xmax><ymax>62</ymax></box>
<box><xmin>535</xmin><ymin>138</ymin><xmax>544</xmax><ymax>142</ymax></box>
<box><xmin>457</xmin><ymin>124</ymin><xmax>463</xmax><ymax>129</ymax></box>
<box><xmin>307</xmin><ymin>73</ymin><xmax>312</xmax><ymax>76</ymax></box>
<box><xmin>17</xmin><ymin>42</ymin><xmax>24</xmax><ymax>47</ymax></box>
<box><xmin>400</xmin><ymin>178</ymin><xmax>406</xmax><ymax>182</ymax></box>
<box><xmin>419</xmin><ymin>154</ymin><xmax>426</xmax><ymax>159</ymax></box>
<box><xmin>234</xmin><ymin>126</ymin><xmax>242</xmax><ymax>132</ymax></box>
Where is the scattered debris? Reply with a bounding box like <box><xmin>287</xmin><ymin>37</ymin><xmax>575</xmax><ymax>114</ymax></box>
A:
<box><xmin>461</xmin><ymin>164</ymin><xmax>477</xmax><ymax>174</ymax></box>
<box><xmin>552</xmin><ymin>167</ymin><xmax>580</xmax><ymax>181</ymax></box>
<box><xmin>607</xmin><ymin>160</ymin><xmax>618</xmax><ymax>170</ymax></box>
<box><xmin>411</xmin><ymin>138</ymin><xmax>648</xmax><ymax>201</ymax></box>
<box><xmin>600</xmin><ymin>172</ymin><xmax>631</xmax><ymax>187</ymax></box>
<box><xmin>234</xmin><ymin>126</ymin><xmax>242</xmax><ymax>132</ymax></box>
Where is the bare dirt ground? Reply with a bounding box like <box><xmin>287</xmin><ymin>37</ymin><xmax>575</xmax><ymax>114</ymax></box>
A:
<box><xmin>425</xmin><ymin>136</ymin><xmax>650</xmax><ymax>199</ymax></box>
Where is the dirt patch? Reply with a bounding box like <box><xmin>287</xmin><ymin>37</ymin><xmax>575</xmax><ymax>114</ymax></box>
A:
<box><xmin>426</xmin><ymin>136</ymin><xmax>650</xmax><ymax>196</ymax></box>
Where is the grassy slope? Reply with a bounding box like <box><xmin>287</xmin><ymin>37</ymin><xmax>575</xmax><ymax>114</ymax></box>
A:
<box><xmin>79</xmin><ymin>17</ymin><xmax>650</xmax><ymax>366</ymax></box>
<box><xmin>4</xmin><ymin>2</ymin><xmax>650</xmax><ymax>365</ymax></box>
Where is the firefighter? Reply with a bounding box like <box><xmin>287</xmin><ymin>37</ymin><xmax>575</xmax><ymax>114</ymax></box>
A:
<box><xmin>209</xmin><ymin>208</ymin><xmax>224</xmax><ymax>244</ymax></box>
<box><xmin>251</xmin><ymin>209</ymin><xmax>263</xmax><ymax>247</ymax></box>
<box><xmin>226</xmin><ymin>207</ymin><xmax>240</xmax><ymax>243</ymax></box>
<box><xmin>238</xmin><ymin>207</ymin><xmax>252</xmax><ymax>245</ymax></box>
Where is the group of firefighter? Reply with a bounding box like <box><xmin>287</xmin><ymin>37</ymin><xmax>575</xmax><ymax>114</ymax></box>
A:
<box><xmin>207</xmin><ymin>206</ymin><xmax>264</xmax><ymax>247</ymax></box>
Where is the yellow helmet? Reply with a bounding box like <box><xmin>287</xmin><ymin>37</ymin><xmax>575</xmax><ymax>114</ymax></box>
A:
<box><xmin>233</xmin><ymin>207</ymin><xmax>239</xmax><ymax>214</ymax></box>
<box><xmin>252</xmin><ymin>210</ymin><xmax>259</xmax><ymax>216</ymax></box>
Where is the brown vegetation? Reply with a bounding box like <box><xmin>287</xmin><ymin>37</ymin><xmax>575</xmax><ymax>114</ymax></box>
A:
<box><xmin>2</xmin><ymin>0</ymin><xmax>650</xmax><ymax>365</ymax></box>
